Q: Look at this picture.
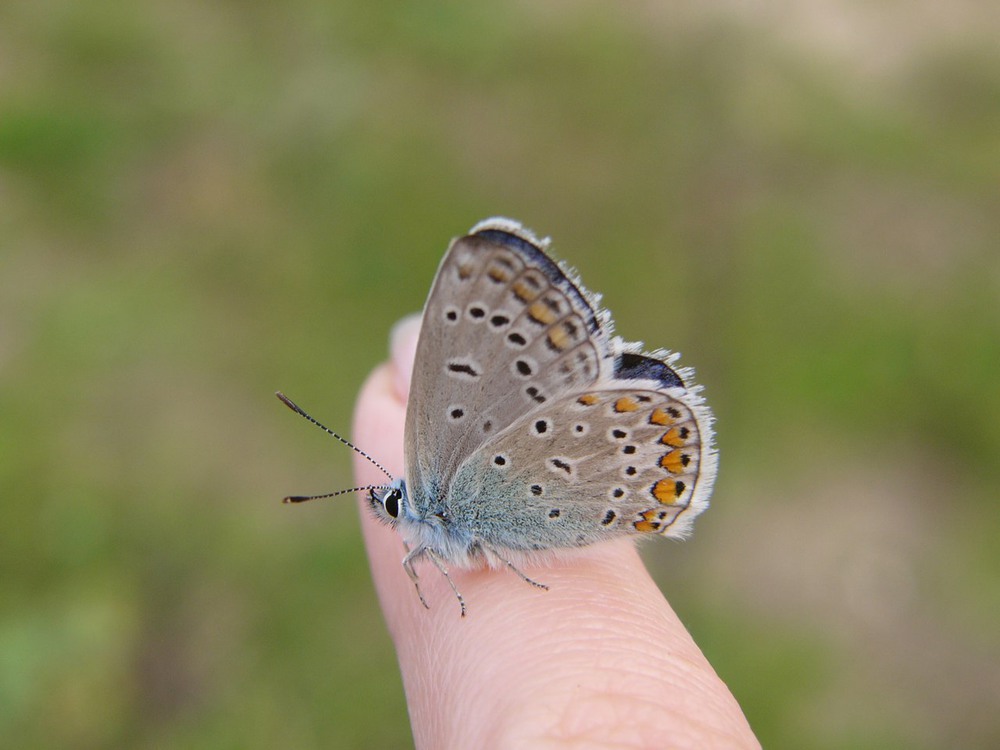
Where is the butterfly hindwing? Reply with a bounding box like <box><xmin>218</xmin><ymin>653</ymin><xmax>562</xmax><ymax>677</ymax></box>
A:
<box><xmin>446</xmin><ymin>381</ymin><xmax>714</xmax><ymax>551</ymax></box>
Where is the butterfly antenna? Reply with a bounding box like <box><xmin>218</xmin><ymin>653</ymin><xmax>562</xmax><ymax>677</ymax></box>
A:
<box><xmin>275</xmin><ymin>391</ymin><xmax>395</xmax><ymax>481</ymax></box>
<box><xmin>283</xmin><ymin>484</ymin><xmax>392</xmax><ymax>504</ymax></box>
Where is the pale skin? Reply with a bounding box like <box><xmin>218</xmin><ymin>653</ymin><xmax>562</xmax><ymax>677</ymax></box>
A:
<box><xmin>352</xmin><ymin>316</ymin><xmax>760</xmax><ymax>749</ymax></box>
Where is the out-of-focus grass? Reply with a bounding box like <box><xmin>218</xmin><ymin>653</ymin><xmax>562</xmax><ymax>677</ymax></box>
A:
<box><xmin>1</xmin><ymin>2</ymin><xmax>998</xmax><ymax>748</ymax></box>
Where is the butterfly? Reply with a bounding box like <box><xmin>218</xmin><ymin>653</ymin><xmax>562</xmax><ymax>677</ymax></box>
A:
<box><xmin>280</xmin><ymin>218</ymin><xmax>716</xmax><ymax>615</ymax></box>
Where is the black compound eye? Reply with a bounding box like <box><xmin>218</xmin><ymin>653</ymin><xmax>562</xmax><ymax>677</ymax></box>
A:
<box><xmin>383</xmin><ymin>489</ymin><xmax>400</xmax><ymax>518</ymax></box>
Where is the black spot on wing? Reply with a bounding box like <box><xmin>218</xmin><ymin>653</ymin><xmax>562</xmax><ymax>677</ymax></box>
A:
<box><xmin>550</xmin><ymin>458</ymin><xmax>571</xmax><ymax>474</ymax></box>
<box><xmin>447</xmin><ymin>362</ymin><xmax>480</xmax><ymax>378</ymax></box>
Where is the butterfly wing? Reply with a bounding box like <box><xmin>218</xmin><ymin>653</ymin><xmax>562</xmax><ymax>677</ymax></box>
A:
<box><xmin>404</xmin><ymin>219</ymin><xmax>616</xmax><ymax>513</ymax></box>
<box><xmin>445</xmin><ymin>360</ymin><xmax>717</xmax><ymax>551</ymax></box>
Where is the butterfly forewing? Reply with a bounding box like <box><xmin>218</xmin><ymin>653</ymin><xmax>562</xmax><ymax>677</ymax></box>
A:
<box><xmin>404</xmin><ymin>225</ymin><xmax>615</xmax><ymax>514</ymax></box>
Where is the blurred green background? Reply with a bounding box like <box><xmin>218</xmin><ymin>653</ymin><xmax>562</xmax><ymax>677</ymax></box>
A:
<box><xmin>2</xmin><ymin>1</ymin><xmax>998</xmax><ymax>748</ymax></box>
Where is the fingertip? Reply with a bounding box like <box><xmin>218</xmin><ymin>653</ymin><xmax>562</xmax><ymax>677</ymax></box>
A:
<box><xmin>352</xmin><ymin>313</ymin><xmax>420</xmax><ymax>479</ymax></box>
<box><xmin>389</xmin><ymin>313</ymin><xmax>421</xmax><ymax>401</ymax></box>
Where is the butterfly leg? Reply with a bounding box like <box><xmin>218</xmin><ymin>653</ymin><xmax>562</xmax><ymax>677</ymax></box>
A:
<box><xmin>401</xmin><ymin>544</ymin><xmax>431</xmax><ymax>611</ymax></box>
<box><xmin>425</xmin><ymin>548</ymin><xmax>467</xmax><ymax>617</ymax></box>
<box><xmin>481</xmin><ymin>542</ymin><xmax>549</xmax><ymax>591</ymax></box>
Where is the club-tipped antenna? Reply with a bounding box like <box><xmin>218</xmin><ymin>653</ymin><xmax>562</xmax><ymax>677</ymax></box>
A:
<box><xmin>276</xmin><ymin>391</ymin><xmax>394</xmax><ymax>481</ymax></box>
<box><xmin>283</xmin><ymin>484</ymin><xmax>392</xmax><ymax>504</ymax></box>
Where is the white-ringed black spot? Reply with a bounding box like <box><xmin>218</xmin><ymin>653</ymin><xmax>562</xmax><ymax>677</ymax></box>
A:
<box><xmin>622</xmin><ymin>445</ymin><xmax>636</xmax><ymax>454</ymax></box>
<box><xmin>490</xmin><ymin>314</ymin><xmax>510</xmax><ymax>328</ymax></box>
<box><xmin>444</xmin><ymin>308</ymin><xmax>459</xmax><ymax>322</ymax></box>
<box><xmin>533</xmin><ymin>419</ymin><xmax>549</xmax><ymax>435</ymax></box>
<box><xmin>550</xmin><ymin>458</ymin><xmax>572</xmax><ymax>474</ymax></box>
<box><xmin>530</xmin><ymin>484</ymin><xmax>543</xmax><ymax>496</ymax></box>
<box><xmin>612</xmin><ymin>488</ymin><xmax>625</xmax><ymax>499</ymax></box>
<box><xmin>601</xmin><ymin>509</ymin><xmax>617</xmax><ymax>525</ymax></box>
<box><xmin>449</xmin><ymin>407</ymin><xmax>465</xmax><ymax>420</ymax></box>
<box><xmin>515</xmin><ymin>359</ymin><xmax>533</xmax><ymax>377</ymax></box>
<box><xmin>447</xmin><ymin>361</ymin><xmax>480</xmax><ymax>378</ymax></box>
<box><xmin>507</xmin><ymin>331</ymin><xmax>527</xmax><ymax>347</ymax></box>
<box><xmin>548</xmin><ymin>509</ymin><xmax>560</xmax><ymax>519</ymax></box>
<box><xmin>611</xmin><ymin>428</ymin><xmax>628</xmax><ymax>440</ymax></box>
<box><xmin>625</xmin><ymin>466</ymin><xmax>637</xmax><ymax>476</ymax></box>
<box><xmin>467</xmin><ymin>305</ymin><xmax>486</xmax><ymax>320</ymax></box>
<box><xmin>573</xmin><ymin>423</ymin><xmax>588</xmax><ymax>435</ymax></box>
<box><xmin>493</xmin><ymin>455</ymin><xmax>508</xmax><ymax>467</ymax></box>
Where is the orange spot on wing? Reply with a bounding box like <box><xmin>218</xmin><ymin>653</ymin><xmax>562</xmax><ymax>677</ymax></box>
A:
<box><xmin>659</xmin><ymin>426</ymin><xmax>690</xmax><ymax>447</ymax></box>
<box><xmin>652</xmin><ymin>479</ymin><xmax>684</xmax><ymax>504</ymax></box>
<box><xmin>547</xmin><ymin>325</ymin><xmax>570</xmax><ymax>351</ymax></box>
<box><xmin>659</xmin><ymin>450</ymin><xmax>689</xmax><ymax>474</ymax></box>
<box><xmin>614</xmin><ymin>397</ymin><xmax>639</xmax><ymax>413</ymax></box>
<box><xmin>528</xmin><ymin>300</ymin><xmax>558</xmax><ymax>325</ymax></box>
<box><xmin>649</xmin><ymin>407</ymin><xmax>675</xmax><ymax>426</ymax></box>
<box><xmin>511</xmin><ymin>279</ymin><xmax>538</xmax><ymax>302</ymax></box>
<box><xmin>487</xmin><ymin>266</ymin><xmax>511</xmax><ymax>283</ymax></box>
<box><xmin>577</xmin><ymin>393</ymin><xmax>599</xmax><ymax>406</ymax></box>
<box><xmin>634</xmin><ymin>509</ymin><xmax>663</xmax><ymax>533</ymax></box>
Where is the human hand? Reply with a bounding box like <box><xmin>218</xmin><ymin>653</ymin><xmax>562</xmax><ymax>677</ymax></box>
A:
<box><xmin>352</xmin><ymin>315</ymin><xmax>759</xmax><ymax>749</ymax></box>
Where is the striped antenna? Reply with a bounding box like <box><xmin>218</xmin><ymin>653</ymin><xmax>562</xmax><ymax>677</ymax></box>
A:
<box><xmin>283</xmin><ymin>484</ymin><xmax>391</xmax><ymax>504</ymax></box>
<box><xmin>276</xmin><ymin>391</ymin><xmax>395</xmax><ymax>505</ymax></box>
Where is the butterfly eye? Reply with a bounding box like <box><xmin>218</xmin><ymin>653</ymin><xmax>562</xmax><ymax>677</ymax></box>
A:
<box><xmin>383</xmin><ymin>488</ymin><xmax>401</xmax><ymax>518</ymax></box>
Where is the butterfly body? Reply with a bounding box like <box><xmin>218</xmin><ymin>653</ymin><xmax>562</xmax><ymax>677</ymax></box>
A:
<box><xmin>366</xmin><ymin>219</ymin><xmax>717</xmax><ymax>605</ymax></box>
